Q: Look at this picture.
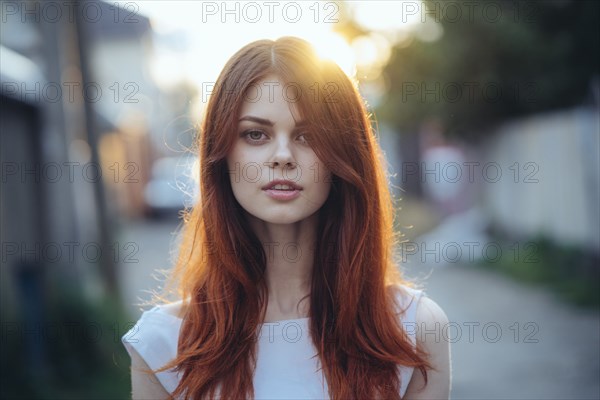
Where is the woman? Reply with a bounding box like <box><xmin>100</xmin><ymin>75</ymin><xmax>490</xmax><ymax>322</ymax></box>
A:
<box><xmin>123</xmin><ymin>36</ymin><xmax>451</xmax><ymax>399</ymax></box>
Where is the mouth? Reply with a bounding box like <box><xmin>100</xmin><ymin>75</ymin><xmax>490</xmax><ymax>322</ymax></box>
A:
<box><xmin>262</xmin><ymin>187</ymin><xmax>302</xmax><ymax>192</ymax></box>
<box><xmin>261</xmin><ymin>180</ymin><xmax>303</xmax><ymax>191</ymax></box>
<box><xmin>262</xmin><ymin>187</ymin><xmax>302</xmax><ymax>200</ymax></box>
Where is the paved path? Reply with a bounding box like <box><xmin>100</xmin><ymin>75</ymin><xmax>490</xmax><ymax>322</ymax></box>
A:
<box><xmin>116</xmin><ymin>216</ymin><xmax>181</xmax><ymax>319</ymax></box>
<box><xmin>403</xmin><ymin>261</ymin><xmax>599</xmax><ymax>399</ymax></box>
<box><xmin>403</xmin><ymin>207</ymin><xmax>599</xmax><ymax>399</ymax></box>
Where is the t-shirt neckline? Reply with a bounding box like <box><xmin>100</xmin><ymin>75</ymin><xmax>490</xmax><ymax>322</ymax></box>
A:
<box><xmin>152</xmin><ymin>306</ymin><xmax>309</xmax><ymax>325</ymax></box>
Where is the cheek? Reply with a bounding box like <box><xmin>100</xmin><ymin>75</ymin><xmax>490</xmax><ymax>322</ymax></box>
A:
<box><xmin>226</xmin><ymin>148</ymin><xmax>248</xmax><ymax>182</ymax></box>
<box><xmin>313</xmin><ymin>161</ymin><xmax>332</xmax><ymax>187</ymax></box>
<box><xmin>226</xmin><ymin>147</ymin><xmax>241</xmax><ymax>169</ymax></box>
<box><xmin>228</xmin><ymin>146</ymin><xmax>259</xmax><ymax>174</ymax></box>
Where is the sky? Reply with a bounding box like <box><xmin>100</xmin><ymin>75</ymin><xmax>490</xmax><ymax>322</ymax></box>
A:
<box><xmin>114</xmin><ymin>1</ymin><xmax>424</xmax><ymax>91</ymax></box>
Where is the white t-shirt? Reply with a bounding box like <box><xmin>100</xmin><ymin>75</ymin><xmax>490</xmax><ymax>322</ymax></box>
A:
<box><xmin>122</xmin><ymin>285</ymin><xmax>425</xmax><ymax>399</ymax></box>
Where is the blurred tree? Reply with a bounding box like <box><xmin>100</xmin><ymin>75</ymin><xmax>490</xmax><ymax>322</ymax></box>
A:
<box><xmin>378</xmin><ymin>0</ymin><xmax>600</xmax><ymax>140</ymax></box>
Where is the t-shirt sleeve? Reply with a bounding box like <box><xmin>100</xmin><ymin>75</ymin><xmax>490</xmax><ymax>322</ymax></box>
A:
<box><xmin>401</xmin><ymin>288</ymin><xmax>426</xmax><ymax>346</ymax></box>
<box><xmin>395</xmin><ymin>286</ymin><xmax>426</xmax><ymax>397</ymax></box>
<box><xmin>121</xmin><ymin>307</ymin><xmax>183</xmax><ymax>394</ymax></box>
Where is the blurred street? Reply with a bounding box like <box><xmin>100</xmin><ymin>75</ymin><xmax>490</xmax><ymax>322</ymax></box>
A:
<box><xmin>404</xmin><ymin>203</ymin><xmax>600</xmax><ymax>400</ymax></box>
<box><xmin>439</xmin><ymin>266</ymin><xmax>596</xmax><ymax>399</ymax></box>
<box><xmin>116</xmin><ymin>216</ymin><xmax>182</xmax><ymax>319</ymax></box>
<box><xmin>404</xmin><ymin>255</ymin><xmax>600</xmax><ymax>399</ymax></box>
<box><xmin>118</xmin><ymin>203</ymin><xmax>600</xmax><ymax>400</ymax></box>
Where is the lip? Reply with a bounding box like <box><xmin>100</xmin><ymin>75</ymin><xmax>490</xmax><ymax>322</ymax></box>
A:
<box><xmin>261</xmin><ymin>179</ymin><xmax>303</xmax><ymax>190</ymax></box>
<box><xmin>263</xmin><ymin>188</ymin><xmax>302</xmax><ymax>201</ymax></box>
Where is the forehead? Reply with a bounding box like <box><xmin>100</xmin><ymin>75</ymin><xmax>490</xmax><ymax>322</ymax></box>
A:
<box><xmin>238</xmin><ymin>74</ymin><xmax>302</xmax><ymax>124</ymax></box>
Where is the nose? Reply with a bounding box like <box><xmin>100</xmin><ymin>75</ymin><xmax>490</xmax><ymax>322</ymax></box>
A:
<box><xmin>268</xmin><ymin>136</ymin><xmax>297</xmax><ymax>170</ymax></box>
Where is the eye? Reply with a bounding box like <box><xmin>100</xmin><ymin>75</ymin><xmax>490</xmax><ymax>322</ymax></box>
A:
<box><xmin>296</xmin><ymin>132</ymin><xmax>310</xmax><ymax>144</ymax></box>
<box><xmin>243</xmin><ymin>129</ymin><xmax>267</xmax><ymax>142</ymax></box>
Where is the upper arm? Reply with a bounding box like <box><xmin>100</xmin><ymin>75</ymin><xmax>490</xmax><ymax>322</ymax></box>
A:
<box><xmin>403</xmin><ymin>296</ymin><xmax>452</xmax><ymax>400</ymax></box>
<box><xmin>129</xmin><ymin>346</ymin><xmax>171</xmax><ymax>400</ymax></box>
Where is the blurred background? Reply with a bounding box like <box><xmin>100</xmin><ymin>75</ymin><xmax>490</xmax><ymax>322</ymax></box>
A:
<box><xmin>1</xmin><ymin>0</ymin><xmax>598</xmax><ymax>398</ymax></box>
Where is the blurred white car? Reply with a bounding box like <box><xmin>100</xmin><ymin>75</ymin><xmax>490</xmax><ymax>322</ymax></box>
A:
<box><xmin>143</xmin><ymin>155</ymin><xmax>199</xmax><ymax>217</ymax></box>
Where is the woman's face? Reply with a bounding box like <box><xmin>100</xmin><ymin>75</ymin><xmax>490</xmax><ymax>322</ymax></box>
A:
<box><xmin>226</xmin><ymin>74</ymin><xmax>332</xmax><ymax>225</ymax></box>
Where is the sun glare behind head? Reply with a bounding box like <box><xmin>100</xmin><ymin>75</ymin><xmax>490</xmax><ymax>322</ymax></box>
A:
<box><xmin>310</xmin><ymin>32</ymin><xmax>357</xmax><ymax>79</ymax></box>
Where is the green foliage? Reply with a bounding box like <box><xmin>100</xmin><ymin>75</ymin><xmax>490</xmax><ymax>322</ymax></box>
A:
<box><xmin>1</xmin><ymin>287</ymin><xmax>132</xmax><ymax>399</ymax></box>
<box><xmin>379</xmin><ymin>0</ymin><xmax>600</xmax><ymax>139</ymax></box>
<box><xmin>477</xmin><ymin>233</ymin><xmax>600</xmax><ymax>308</ymax></box>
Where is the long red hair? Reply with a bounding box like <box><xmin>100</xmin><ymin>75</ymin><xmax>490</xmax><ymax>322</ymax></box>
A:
<box><xmin>158</xmin><ymin>36</ymin><xmax>432</xmax><ymax>399</ymax></box>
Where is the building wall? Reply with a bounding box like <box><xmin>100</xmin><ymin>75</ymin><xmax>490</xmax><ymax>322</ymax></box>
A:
<box><xmin>482</xmin><ymin>106</ymin><xmax>600</xmax><ymax>253</ymax></box>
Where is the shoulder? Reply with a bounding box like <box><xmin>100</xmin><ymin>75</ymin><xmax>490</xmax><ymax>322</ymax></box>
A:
<box><xmin>121</xmin><ymin>301</ymin><xmax>184</xmax><ymax>357</ymax></box>
<box><xmin>388</xmin><ymin>284</ymin><xmax>427</xmax><ymax>330</ymax></box>
<box><xmin>160</xmin><ymin>300</ymin><xmax>186</xmax><ymax>319</ymax></box>
<box><xmin>415</xmin><ymin>295</ymin><xmax>450</xmax><ymax>328</ymax></box>
<box><xmin>121</xmin><ymin>302</ymin><xmax>185</xmax><ymax>395</ymax></box>
<box><xmin>389</xmin><ymin>283</ymin><xmax>449</xmax><ymax>328</ymax></box>
<box><xmin>404</xmin><ymin>295</ymin><xmax>452</xmax><ymax>399</ymax></box>
<box><xmin>121</xmin><ymin>302</ymin><xmax>183</xmax><ymax>356</ymax></box>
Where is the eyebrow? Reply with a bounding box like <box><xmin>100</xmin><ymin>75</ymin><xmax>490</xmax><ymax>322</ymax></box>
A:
<box><xmin>238</xmin><ymin>115</ymin><xmax>307</xmax><ymax>128</ymax></box>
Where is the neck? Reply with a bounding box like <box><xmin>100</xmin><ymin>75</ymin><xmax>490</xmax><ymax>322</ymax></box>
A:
<box><xmin>246</xmin><ymin>212</ymin><xmax>318</xmax><ymax>321</ymax></box>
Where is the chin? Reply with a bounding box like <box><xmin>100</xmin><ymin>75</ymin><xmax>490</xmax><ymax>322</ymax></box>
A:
<box><xmin>243</xmin><ymin>209</ymin><xmax>309</xmax><ymax>225</ymax></box>
<box><xmin>257</xmin><ymin>214</ymin><xmax>306</xmax><ymax>225</ymax></box>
